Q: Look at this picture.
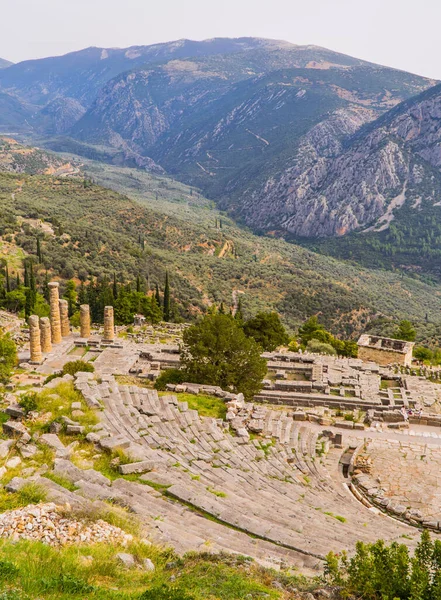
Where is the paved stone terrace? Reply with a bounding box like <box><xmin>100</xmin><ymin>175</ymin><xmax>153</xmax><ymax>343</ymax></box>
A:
<box><xmin>360</xmin><ymin>439</ymin><xmax>441</xmax><ymax>520</ymax></box>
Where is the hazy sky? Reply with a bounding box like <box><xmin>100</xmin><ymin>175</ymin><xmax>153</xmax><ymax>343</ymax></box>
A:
<box><xmin>3</xmin><ymin>0</ymin><xmax>440</xmax><ymax>79</ymax></box>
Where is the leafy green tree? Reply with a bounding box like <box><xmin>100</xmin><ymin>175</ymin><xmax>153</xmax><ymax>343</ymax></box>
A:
<box><xmin>298</xmin><ymin>316</ymin><xmax>328</xmax><ymax>345</ymax></box>
<box><xmin>243</xmin><ymin>311</ymin><xmax>289</xmax><ymax>351</ymax></box>
<box><xmin>181</xmin><ymin>314</ymin><xmax>266</xmax><ymax>399</ymax></box>
<box><xmin>414</xmin><ymin>346</ymin><xmax>434</xmax><ymax>361</ymax></box>
<box><xmin>0</xmin><ymin>332</ymin><xmax>17</xmax><ymax>383</ymax></box>
<box><xmin>396</xmin><ymin>320</ymin><xmax>416</xmax><ymax>342</ymax></box>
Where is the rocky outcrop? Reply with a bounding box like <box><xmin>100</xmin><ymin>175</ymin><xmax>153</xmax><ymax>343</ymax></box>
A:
<box><xmin>239</xmin><ymin>84</ymin><xmax>441</xmax><ymax>237</ymax></box>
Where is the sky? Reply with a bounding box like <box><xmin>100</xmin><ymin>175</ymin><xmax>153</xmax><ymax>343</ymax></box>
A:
<box><xmin>2</xmin><ymin>0</ymin><xmax>441</xmax><ymax>79</ymax></box>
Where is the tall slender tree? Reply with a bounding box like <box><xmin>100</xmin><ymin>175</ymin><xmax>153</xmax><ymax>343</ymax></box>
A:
<box><xmin>155</xmin><ymin>283</ymin><xmax>161</xmax><ymax>308</ymax></box>
<box><xmin>163</xmin><ymin>271</ymin><xmax>171</xmax><ymax>322</ymax></box>
<box><xmin>5</xmin><ymin>263</ymin><xmax>10</xmax><ymax>293</ymax></box>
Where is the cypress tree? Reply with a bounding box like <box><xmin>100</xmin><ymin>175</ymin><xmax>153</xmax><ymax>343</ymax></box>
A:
<box><xmin>113</xmin><ymin>273</ymin><xmax>118</xmax><ymax>299</ymax></box>
<box><xmin>163</xmin><ymin>271</ymin><xmax>171</xmax><ymax>322</ymax></box>
<box><xmin>16</xmin><ymin>272</ymin><xmax>20</xmax><ymax>288</ymax></box>
<box><xmin>42</xmin><ymin>271</ymin><xmax>50</xmax><ymax>302</ymax></box>
<box><xmin>235</xmin><ymin>298</ymin><xmax>244</xmax><ymax>323</ymax></box>
<box><xmin>155</xmin><ymin>283</ymin><xmax>161</xmax><ymax>308</ymax></box>
<box><xmin>36</xmin><ymin>237</ymin><xmax>42</xmax><ymax>263</ymax></box>
<box><xmin>24</xmin><ymin>262</ymin><xmax>29</xmax><ymax>288</ymax></box>
<box><xmin>219</xmin><ymin>302</ymin><xmax>225</xmax><ymax>314</ymax></box>
<box><xmin>5</xmin><ymin>264</ymin><xmax>10</xmax><ymax>293</ymax></box>
<box><xmin>136</xmin><ymin>275</ymin><xmax>141</xmax><ymax>293</ymax></box>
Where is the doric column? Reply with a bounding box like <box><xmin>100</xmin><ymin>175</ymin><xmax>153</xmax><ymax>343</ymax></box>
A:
<box><xmin>80</xmin><ymin>304</ymin><xmax>91</xmax><ymax>338</ymax></box>
<box><xmin>48</xmin><ymin>282</ymin><xmax>62</xmax><ymax>344</ymax></box>
<box><xmin>40</xmin><ymin>317</ymin><xmax>52</xmax><ymax>353</ymax></box>
<box><xmin>29</xmin><ymin>315</ymin><xmax>42</xmax><ymax>363</ymax></box>
<box><xmin>103</xmin><ymin>306</ymin><xmax>115</xmax><ymax>341</ymax></box>
<box><xmin>59</xmin><ymin>299</ymin><xmax>70</xmax><ymax>337</ymax></box>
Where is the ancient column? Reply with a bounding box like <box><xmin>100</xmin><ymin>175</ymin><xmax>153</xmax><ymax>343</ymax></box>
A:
<box><xmin>40</xmin><ymin>317</ymin><xmax>52</xmax><ymax>353</ymax></box>
<box><xmin>103</xmin><ymin>306</ymin><xmax>115</xmax><ymax>341</ymax></box>
<box><xmin>29</xmin><ymin>315</ymin><xmax>42</xmax><ymax>363</ymax></box>
<box><xmin>80</xmin><ymin>304</ymin><xmax>91</xmax><ymax>338</ymax></box>
<box><xmin>48</xmin><ymin>282</ymin><xmax>62</xmax><ymax>344</ymax></box>
<box><xmin>59</xmin><ymin>299</ymin><xmax>70</xmax><ymax>337</ymax></box>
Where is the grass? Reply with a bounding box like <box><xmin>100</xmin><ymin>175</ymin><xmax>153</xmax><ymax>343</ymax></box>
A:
<box><xmin>0</xmin><ymin>482</ymin><xmax>47</xmax><ymax>513</ymax></box>
<box><xmin>324</xmin><ymin>511</ymin><xmax>347</xmax><ymax>523</ymax></box>
<box><xmin>0</xmin><ymin>539</ymin><xmax>283</xmax><ymax>600</ymax></box>
<box><xmin>160</xmin><ymin>392</ymin><xmax>227</xmax><ymax>420</ymax></box>
<box><xmin>32</xmin><ymin>382</ymin><xmax>99</xmax><ymax>433</ymax></box>
<box><xmin>207</xmin><ymin>487</ymin><xmax>227</xmax><ymax>498</ymax></box>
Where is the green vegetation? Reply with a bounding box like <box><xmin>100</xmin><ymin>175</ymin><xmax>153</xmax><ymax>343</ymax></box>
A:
<box><xmin>181</xmin><ymin>314</ymin><xmax>267</xmax><ymax>399</ymax></box>
<box><xmin>298</xmin><ymin>316</ymin><xmax>358</xmax><ymax>357</ymax></box>
<box><xmin>0</xmin><ymin>331</ymin><xmax>17</xmax><ymax>383</ymax></box>
<box><xmin>326</xmin><ymin>530</ymin><xmax>441</xmax><ymax>599</ymax></box>
<box><xmin>61</xmin><ymin>360</ymin><xmax>94</xmax><ymax>376</ymax></box>
<box><xmin>306</xmin><ymin>340</ymin><xmax>337</xmax><ymax>355</ymax></box>
<box><xmin>2</xmin><ymin>165</ymin><xmax>441</xmax><ymax>337</ymax></box>
<box><xmin>243</xmin><ymin>311</ymin><xmax>289</xmax><ymax>351</ymax></box>
<box><xmin>169</xmin><ymin>392</ymin><xmax>227</xmax><ymax>420</ymax></box>
<box><xmin>0</xmin><ymin>540</ymin><xmax>283</xmax><ymax>600</ymax></box>
<box><xmin>396</xmin><ymin>319</ymin><xmax>417</xmax><ymax>342</ymax></box>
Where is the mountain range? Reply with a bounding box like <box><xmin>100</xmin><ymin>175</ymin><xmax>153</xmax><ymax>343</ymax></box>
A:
<box><xmin>2</xmin><ymin>37</ymin><xmax>441</xmax><ymax>279</ymax></box>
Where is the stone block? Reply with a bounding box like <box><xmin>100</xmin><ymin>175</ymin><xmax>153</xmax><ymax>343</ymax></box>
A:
<box><xmin>5</xmin><ymin>405</ymin><xmax>24</xmax><ymax>419</ymax></box>
<box><xmin>3</xmin><ymin>421</ymin><xmax>28</xmax><ymax>437</ymax></box>
<box><xmin>118</xmin><ymin>460</ymin><xmax>155</xmax><ymax>475</ymax></box>
<box><xmin>66</xmin><ymin>425</ymin><xmax>85</xmax><ymax>435</ymax></box>
<box><xmin>39</xmin><ymin>433</ymin><xmax>65</xmax><ymax>451</ymax></box>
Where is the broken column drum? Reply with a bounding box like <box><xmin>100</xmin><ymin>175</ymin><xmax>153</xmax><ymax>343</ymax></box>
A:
<box><xmin>48</xmin><ymin>282</ymin><xmax>62</xmax><ymax>344</ymax></box>
<box><xmin>80</xmin><ymin>304</ymin><xmax>91</xmax><ymax>338</ymax></box>
<box><xmin>29</xmin><ymin>315</ymin><xmax>42</xmax><ymax>363</ymax></box>
<box><xmin>40</xmin><ymin>317</ymin><xmax>52</xmax><ymax>353</ymax></box>
<box><xmin>59</xmin><ymin>299</ymin><xmax>70</xmax><ymax>337</ymax></box>
<box><xmin>103</xmin><ymin>306</ymin><xmax>115</xmax><ymax>341</ymax></box>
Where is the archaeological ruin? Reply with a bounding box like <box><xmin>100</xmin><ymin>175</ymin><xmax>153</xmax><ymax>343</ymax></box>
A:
<box><xmin>9</xmin><ymin>308</ymin><xmax>441</xmax><ymax>572</ymax></box>
<box><xmin>357</xmin><ymin>334</ymin><xmax>414</xmax><ymax>366</ymax></box>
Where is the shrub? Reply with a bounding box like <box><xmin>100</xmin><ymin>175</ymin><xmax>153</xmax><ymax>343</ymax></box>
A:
<box><xmin>154</xmin><ymin>368</ymin><xmax>186</xmax><ymax>391</ymax></box>
<box><xmin>18</xmin><ymin>392</ymin><xmax>38</xmax><ymax>415</ymax></box>
<box><xmin>61</xmin><ymin>360</ymin><xmax>94</xmax><ymax>376</ymax></box>
<box><xmin>306</xmin><ymin>339</ymin><xmax>337</xmax><ymax>355</ymax></box>
<box><xmin>140</xmin><ymin>585</ymin><xmax>195</xmax><ymax>600</ymax></box>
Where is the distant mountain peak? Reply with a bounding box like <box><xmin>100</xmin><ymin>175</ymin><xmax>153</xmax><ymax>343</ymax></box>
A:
<box><xmin>0</xmin><ymin>58</ymin><xmax>13</xmax><ymax>69</ymax></box>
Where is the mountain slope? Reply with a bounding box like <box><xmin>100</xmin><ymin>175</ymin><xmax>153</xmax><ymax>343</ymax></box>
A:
<box><xmin>67</xmin><ymin>45</ymin><xmax>435</xmax><ymax>225</ymax></box>
<box><xmin>0</xmin><ymin>58</ymin><xmax>12</xmax><ymax>69</ymax></box>
<box><xmin>300</xmin><ymin>83</ymin><xmax>441</xmax><ymax>277</ymax></box>
<box><xmin>3</xmin><ymin>138</ymin><xmax>441</xmax><ymax>334</ymax></box>
<box><xmin>0</xmin><ymin>38</ymin><xmax>292</xmax><ymax>107</ymax></box>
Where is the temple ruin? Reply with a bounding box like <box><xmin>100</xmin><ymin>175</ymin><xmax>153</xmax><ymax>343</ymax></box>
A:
<box><xmin>357</xmin><ymin>334</ymin><xmax>414</xmax><ymax>366</ymax></box>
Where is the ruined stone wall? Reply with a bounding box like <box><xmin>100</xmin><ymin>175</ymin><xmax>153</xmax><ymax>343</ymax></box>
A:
<box><xmin>358</xmin><ymin>346</ymin><xmax>411</xmax><ymax>367</ymax></box>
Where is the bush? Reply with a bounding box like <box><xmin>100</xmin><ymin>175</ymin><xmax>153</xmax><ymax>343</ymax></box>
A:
<box><xmin>61</xmin><ymin>360</ymin><xmax>94</xmax><ymax>376</ymax></box>
<box><xmin>306</xmin><ymin>339</ymin><xmax>337</xmax><ymax>355</ymax></box>
<box><xmin>18</xmin><ymin>392</ymin><xmax>38</xmax><ymax>415</ymax></box>
<box><xmin>140</xmin><ymin>585</ymin><xmax>195</xmax><ymax>600</ymax></box>
<box><xmin>154</xmin><ymin>368</ymin><xmax>186</xmax><ymax>391</ymax></box>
